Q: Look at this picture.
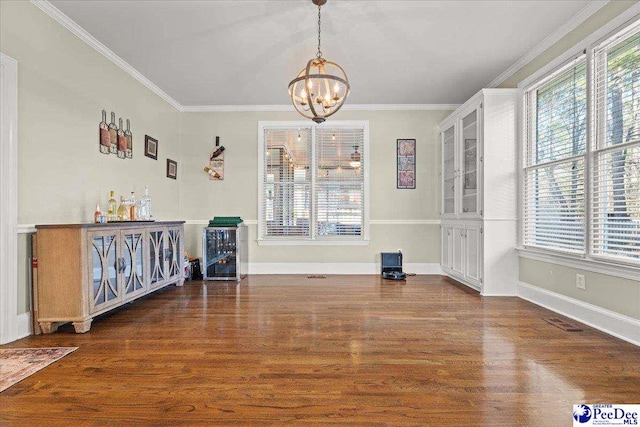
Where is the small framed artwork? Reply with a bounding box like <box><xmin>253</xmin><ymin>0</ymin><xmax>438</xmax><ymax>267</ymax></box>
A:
<box><xmin>144</xmin><ymin>135</ymin><xmax>158</xmax><ymax>160</ymax></box>
<box><xmin>397</xmin><ymin>139</ymin><xmax>416</xmax><ymax>189</ymax></box>
<box><xmin>166</xmin><ymin>159</ymin><xmax>177</xmax><ymax>180</ymax></box>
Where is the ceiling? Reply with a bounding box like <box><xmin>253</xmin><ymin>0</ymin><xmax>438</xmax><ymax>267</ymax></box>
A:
<box><xmin>49</xmin><ymin>0</ymin><xmax>595</xmax><ymax>107</ymax></box>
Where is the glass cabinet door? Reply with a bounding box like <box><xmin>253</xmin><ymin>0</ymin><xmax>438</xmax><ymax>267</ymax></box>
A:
<box><xmin>204</xmin><ymin>228</ymin><xmax>238</xmax><ymax>279</ymax></box>
<box><xmin>461</xmin><ymin>109</ymin><xmax>480</xmax><ymax>215</ymax></box>
<box><xmin>442</xmin><ymin>125</ymin><xmax>456</xmax><ymax>215</ymax></box>
<box><xmin>149</xmin><ymin>229</ymin><xmax>167</xmax><ymax>286</ymax></box>
<box><xmin>89</xmin><ymin>231</ymin><xmax>119</xmax><ymax>313</ymax></box>
<box><xmin>167</xmin><ymin>227</ymin><xmax>183</xmax><ymax>278</ymax></box>
<box><xmin>123</xmin><ymin>230</ymin><xmax>145</xmax><ymax>299</ymax></box>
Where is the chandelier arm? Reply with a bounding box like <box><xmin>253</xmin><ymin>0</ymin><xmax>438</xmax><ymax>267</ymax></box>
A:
<box><xmin>305</xmin><ymin>58</ymin><xmax>319</xmax><ymax>119</ymax></box>
<box><xmin>289</xmin><ymin>74</ymin><xmax>348</xmax><ymax>87</ymax></box>
<box><xmin>317</xmin><ymin>62</ymin><xmax>333</xmax><ymax>103</ymax></box>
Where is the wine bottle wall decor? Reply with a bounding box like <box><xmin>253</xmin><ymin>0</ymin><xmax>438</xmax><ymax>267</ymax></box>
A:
<box><xmin>209</xmin><ymin>136</ymin><xmax>224</xmax><ymax>180</ymax></box>
<box><xmin>98</xmin><ymin>110</ymin><xmax>133</xmax><ymax>159</ymax></box>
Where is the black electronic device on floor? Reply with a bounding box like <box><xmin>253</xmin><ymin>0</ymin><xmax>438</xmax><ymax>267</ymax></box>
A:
<box><xmin>381</xmin><ymin>251</ymin><xmax>406</xmax><ymax>280</ymax></box>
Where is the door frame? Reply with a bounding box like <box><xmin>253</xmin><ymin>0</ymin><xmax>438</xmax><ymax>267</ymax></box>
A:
<box><xmin>0</xmin><ymin>53</ymin><xmax>23</xmax><ymax>344</ymax></box>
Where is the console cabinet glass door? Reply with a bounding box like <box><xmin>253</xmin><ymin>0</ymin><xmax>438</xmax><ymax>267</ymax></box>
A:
<box><xmin>88</xmin><ymin>231</ymin><xmax>120</xmax><ymax>313</ymax></box>
<box><xmin>461</xmin><ymin>109</ymin><xmax>481</xmax><ymax>216</ymax></box>
<box><xmin>442</xmin><ymin>125</ymin><xmax>456</xmax><ymax>216</ymax></box>
<box><xmin>149</xmin><ymin>229</ymin><xmax>167</xmax><ymax>287</ymax></box>
<box><xmin>122</xmin><ymin>229</ymin><xmax>146</xmax><ymax>300</ymax></box>
<box><xmin>167</xmin><ymin>227</ymin><xmax>183</xmax><ymax>280</ymax></box>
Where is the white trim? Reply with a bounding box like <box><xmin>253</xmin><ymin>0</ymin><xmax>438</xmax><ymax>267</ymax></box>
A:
<box><xmin>181</xmin><ymin>104</ymin><xmax>459</xmax><ymax>113</ymax></box>
<box><xmin>369</xmin><ymin>219</ymin><xmax>441</xmax><ymax>225</ymax></box>
<box><xmin>185</xmin><ymin>219</ymin><xmax>440</xmax><ymax>227</ymax></box>
<box><xmin>0</xmin><ymin>53</ymin><xmax>20</xmax><ymax>345</ymax></box>
<box><xmin>488</xmin><ymin>1</ymin><xmax>610</xmax><ymax>88</ymax></box>
<box><xmin>518</xmin><ymin>281</ymin><xmax>640</xmax><ymax>347</ymax></box>
<box><xmin>517</xmin><ymin>248</ymin><xmax>640</xmax><ymax>281</ymax></box>
<box><xmin>17</xmin><ymin>224</ymin><xmax>36</xmax><ymax>234</ymax></box>
<box><xmin>248</xmin><ymin>262</ymin><xmax>440</xmax><ymax>275</ymax></box>
<box><xmin>16</xmin><ymin>312</ymin><xmax>33</xmax><ymax>340</ymax></box>
<box><xmin>256</xmin><ymin>239</ymin><xmax>370</xmax><ymax>246</ymax></box>
<box><xmin>29</xmin><ymin>0</ymin><xmax>182</xmax><ymax>111</ymax></box>
<box><xmin>185</xmin><ymin>220</ymin><xmax>258</xmax><ymax>226</ymax></box>
<box><xmin>518</xmin><ymin>2</ymin><xmax>640</xmax><ymax>89</ymax></box>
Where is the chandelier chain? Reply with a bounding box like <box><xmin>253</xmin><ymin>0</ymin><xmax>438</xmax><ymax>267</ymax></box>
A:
<box><xmin>316</xmin><ymin>4</ymin><xmax>322</xmax><ymax>59</ymax></box>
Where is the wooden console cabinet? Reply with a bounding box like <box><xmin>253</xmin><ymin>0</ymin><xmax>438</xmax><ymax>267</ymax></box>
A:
<box><xmin>34</xmin><ymin>221</ymin><xmax>185</xmax><ymax>334</ymax></box>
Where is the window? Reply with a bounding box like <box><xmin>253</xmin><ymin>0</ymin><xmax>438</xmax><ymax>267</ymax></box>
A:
<box><xmin>524</xmin><ymin>56</ymin><xmax>587</xmax><ymax>254</ymax></box>
<box><xmin>523</xmin><ymin>18</ymin><xmax>640</xmax><ymax>265</ymax></box>
<box><xmin>593</xmin><ymin>25</ymin><xmax>640</xmax><ymax>261</ymax></box>
<box><xmin>258</xmin><ymin>122</ymin><xmax>369</xmax><ymax>243</ymax></box>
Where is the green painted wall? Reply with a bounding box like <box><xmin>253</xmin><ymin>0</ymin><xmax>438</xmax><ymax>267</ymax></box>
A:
<box><xmin>1</xmin><ymin>1</ymin><xmax>181</xmax><ymax>315</ymax></box>
<box><xmin>180</xmin><ymin>109</ymin><xmax>449</xmax><ymax>264</ymax></box>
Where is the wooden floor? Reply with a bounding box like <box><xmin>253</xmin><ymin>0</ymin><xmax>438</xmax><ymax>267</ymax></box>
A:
<box><xmin>1</xmin><ymin>275</ymin><xmax>639</xmax><ymax>426</ymax></box>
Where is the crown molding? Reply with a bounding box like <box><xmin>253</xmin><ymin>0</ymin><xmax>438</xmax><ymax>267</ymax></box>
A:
<box><xmin>180</xmin><ymin>104</ymin><xmax>459</xmax><ymax>113</ymax></box>
<box><xmin>30</xmin><ymin>0</ymin><xmax>182</xmax><ymax>111</ymax></box>
<box><xmin>487</xmin><ymin>0</ymin><xmax>610</xmax><ymax>88</ymax></box>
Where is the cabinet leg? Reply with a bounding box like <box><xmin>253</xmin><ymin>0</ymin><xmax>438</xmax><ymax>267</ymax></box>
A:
<box><xmin>39</xmin><ymin>322</ymin><xmax>59</xmax><ymax>334</ymax></box>
<box><xmin>72</xmin><ymin>319</ymin><xmax>92</xmax><ymax>333</ymax></box>
<box><xmin>176</xmin><ymin>278</ymin><xmax>185</xmax><ymax>287</ymax></box>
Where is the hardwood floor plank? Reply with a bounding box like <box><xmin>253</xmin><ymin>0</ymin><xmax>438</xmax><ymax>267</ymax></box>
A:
<box><xmin>1</xmin><ymin>275</ymin><xmax>639</xmax><ymax>426</ymax></box>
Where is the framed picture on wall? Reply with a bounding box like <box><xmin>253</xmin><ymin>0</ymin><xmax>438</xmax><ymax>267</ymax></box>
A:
<box><xmin>166</xmin><ymin>159</ymin><xmax>177</xmax><ymax>179</ymax></box>
<box><xmin>397</xmin><ymin>139</ymin><xmax>416</xmax><ymax>189</ymax></box>
<box><xmin>144</xmin><ymin>135</ymin><xmax>158</xmax><ymax>160</ymax></box>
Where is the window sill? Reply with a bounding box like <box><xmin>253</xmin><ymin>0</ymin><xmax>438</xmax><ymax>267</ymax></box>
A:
<box><xmin>257</xmin><ymin>239</ymin><xmax>370</xmax><ymax>246</ymax></box>
<box><xmin>516</xmin><ymin>247</ymin><xmax>640</xmax><ymax>281</ymax></box>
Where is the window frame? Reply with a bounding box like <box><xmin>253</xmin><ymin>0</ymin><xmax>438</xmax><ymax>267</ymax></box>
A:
<box><xmin>257</xmin><ymin>121</ymin><xmax>370</xmax><ymax>245</ymax></box>
<box><xmin>522</xmin><ymin>54</ymin><xmax>588</xmax><ymax>256</ymax></box>
<box><xmin>518</xmin><ymin>12</ymin><xmax>640</xmax><ymax>279</ymax></box>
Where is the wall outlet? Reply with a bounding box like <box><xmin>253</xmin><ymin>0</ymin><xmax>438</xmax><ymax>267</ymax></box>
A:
<box><xmin>576</xmin><ymin>274</ymin><xmax>586</xmax><ymax>290</ymax></box>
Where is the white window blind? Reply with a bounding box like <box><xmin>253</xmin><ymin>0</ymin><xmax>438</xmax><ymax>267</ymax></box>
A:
<box><xmin>262</xmin><ymin>128</ymin><xmax>312</xmax><ymax>238</ymax></box>
<box><xmin>259</xmin><ymin>123</ymin><xmax>368</xmax><ymax>242</ymax></box>
<box><xmin>592</xmin><ymin>23</ymin><xmax>640</xmax><ymax>261</ymax></box>
<box><xmin>315</xmin><ymin>128</ymin><xmax>364</xmax><ymax>237</ymax></box>
<box><xmin>524</xmin><ymin>56</ymin><xmax>587</xmax><ymax>254</ymax></box>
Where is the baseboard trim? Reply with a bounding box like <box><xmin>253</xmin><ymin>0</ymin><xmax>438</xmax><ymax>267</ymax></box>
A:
<box><xmin>518</xmin><ymin>281</ymin><xmax>640</xmax><ymax>347</ymax></box>
<box><xmin>248</xmin><ymin>263</ymin><xmax>441</xmax><ymax>275</ymax></box>
<box><xmin>16</xmin><ymin>312</ymin><xmax>32</xmax><ymax>341</ymax></box>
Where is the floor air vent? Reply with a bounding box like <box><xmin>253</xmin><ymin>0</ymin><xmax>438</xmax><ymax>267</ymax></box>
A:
<box><xmin>543</xmin><ymin>317</ymin><xmax>583</xmax><ymax>332</ymax></box>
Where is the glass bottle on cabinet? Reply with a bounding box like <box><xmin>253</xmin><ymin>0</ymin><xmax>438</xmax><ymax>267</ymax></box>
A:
<box><xmin>203</xmin><ymin>224</ymin><xmax>247</xmax><ymax>281</ymax></box>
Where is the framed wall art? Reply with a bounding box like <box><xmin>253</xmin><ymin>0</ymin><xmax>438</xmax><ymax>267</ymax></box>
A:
<box><xmin>166</xmin><ymin>159</ymin><xmax>177</xmax><ymax>179</ymax></box>
<box><xmin>144</xmin><ymin>135</ymin><xmax>158</xmax><ymax>160</ymax></box>
<box><xmin>397</xmin><ymin>139</ymin><xmax>416</xmax><ymax>189</ymax></box>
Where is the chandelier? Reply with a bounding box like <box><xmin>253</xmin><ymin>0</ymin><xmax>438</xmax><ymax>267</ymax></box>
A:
<box><xmin>288</xmin><ymin>0</ymin><xmax>350</xmax><ymax>124</ymax></box>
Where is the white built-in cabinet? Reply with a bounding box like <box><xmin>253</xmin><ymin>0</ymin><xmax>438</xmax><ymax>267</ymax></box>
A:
<box><xmin>440</xmin><ymin>89</ymin><xmax>518</xmax><ymax>295</ymax></box>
